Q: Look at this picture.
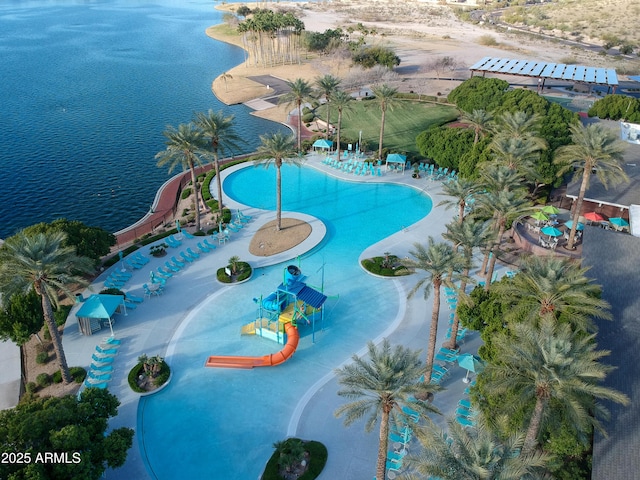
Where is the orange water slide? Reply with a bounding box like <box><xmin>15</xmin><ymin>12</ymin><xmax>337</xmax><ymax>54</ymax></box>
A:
<box><xmin>205</xmin><ymin>322</ymin><xmax>300</xmax><ymax>369</ymax></box>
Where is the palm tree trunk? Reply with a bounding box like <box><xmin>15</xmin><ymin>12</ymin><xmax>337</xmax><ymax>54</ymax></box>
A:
<box><xmin>479</xmin><ymin>248</ymin><xmax>490</xmax><ymax>276</ymax></box>
<box><xmin>40</xmin><ymin>292</ymin><xmax>72</xmax><ymax>384</ymax></box>
<box><xmin>567</xmin><ymin>168</ymin><xmax>590</xmax><ymax>250</ymax></box>
<box><xmin>523</xmin><ymin>396</ymin><xmax>546</xmax><ymax>454</ymax></box>
<box><xmin>214</xmin><ymin>153</ymin><xmax>224</xmax><ymax>220</ymax></box>
<box><xmin>458</xmin><ymin>201</ymin><xmax>465</xmax><ymax>224</ymax></box>
<box><xmin>378</xmin><ymin>108</ymin><xmax>386</xmax><ymax>161</ymax></box>
<box><xmin>445</xmin><ymin>264</ymin><xmax>469</xmax><ymax>350</ymax></box>
<box><xmin>376</xmin><ymin>407</ymin><xmax>391</xmax><ymax>480</ymax></box>
<box><xmin>325</xmin><ymin>101</ymin><xmax>331</xmax><ymax>140</ymax></box>
<box><xmin>296</xmin><ymin>101</ymin><xmax>303</xmax><ymax>153</ymax></box>
<box><xmin>484</xmin><ymin>222</ymin><xmax>505</xmax><ymax>292</ymax></box>
<box><xmin>276</xmin><ymin>165</ymin><xmax>282</xmax><ymax>231</ymax></box>
<box><xmin>425</xmin><ymin>281</ymin><xmax>442</xmax><ymax>383</ymax></box>
<box><xmin>336</xmin><ymin>110</ymin><xmax>342</xmax><ymax>162</ymax></box>
<box><xmin>190</xmin><ymin>165</ymin><xmax>201</xmax><ymax>232</ymax></box>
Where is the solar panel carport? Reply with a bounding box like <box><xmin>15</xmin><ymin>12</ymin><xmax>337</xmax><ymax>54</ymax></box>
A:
<box><xmin>469</xmin><ymin>56</ymin><xmax>618</xmax><ymax>93</ymax></box>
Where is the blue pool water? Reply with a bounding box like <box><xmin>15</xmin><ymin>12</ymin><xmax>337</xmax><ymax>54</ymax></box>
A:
<box><xmin>0</xmin><ymin>0</ymin><xmax>287</xmax><ymax>238</ymax></box>
<box><xmin>138</xmin><ymin>165</ymin><xmax>432</xmax><ymax>479</ymax></box>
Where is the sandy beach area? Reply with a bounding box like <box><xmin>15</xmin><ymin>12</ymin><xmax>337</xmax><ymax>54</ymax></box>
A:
<box><xmin>205</xmin><ymin>0</ymin><xmax>618</xmax><ymax>125</ymax></box>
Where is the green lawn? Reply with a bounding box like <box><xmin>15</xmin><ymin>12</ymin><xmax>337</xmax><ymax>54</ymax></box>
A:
<box><xmin>316</xmin><ymin>100</ymin><xmax>458</xmax><ymax>156</ymax></box>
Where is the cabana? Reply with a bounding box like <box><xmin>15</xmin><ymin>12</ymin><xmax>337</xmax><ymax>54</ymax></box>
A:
<box><xmin>312</xmin><ymin>139</ymin><xmax>333</xmax><ymax>152</ymax></box>
<box><xmin>76</xmin><ymin>294</ymin><xmax>126</xmax><ymax>336</ymax></box>
<box><xmin>386</xmin><ymin>153</ymin><xmax>407</xmax><ymax>174</ymax></box>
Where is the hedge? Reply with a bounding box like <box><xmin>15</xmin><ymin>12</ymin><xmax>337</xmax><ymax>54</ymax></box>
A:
<box><xmin>262</xmin><ymin>439</ymin><xmax>327</xmax><ymax>480</ymax></box>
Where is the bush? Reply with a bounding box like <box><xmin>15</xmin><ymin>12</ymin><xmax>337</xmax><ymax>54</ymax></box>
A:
<box><xmin>36</xmin><ymin>373</ymin><xmax>51</xmax><ymax>388</ymax></box>
<box><xmin>70</xmin><ymin>367</ymin><xmax>87</xmax><ymax>383</ymax></box>
<box><xmin>128</xmin><ymin>363</ymin><xmax>145</xmax><ymax>393</ymax></box>
<box><xmin>180</xmin><ymin>187</ymin><xmax>192</xmax><ymax>200</ymax></box>
<box><xmin>36</xmin><ymin>351</ymin><xmax>49</xmax><ymax>364</ymax></box>
<box><xmin>216</xmin><ymin>262</ymin><xmax>252</xmax><ymax>283</ymax></box>
<box><xmin>262</xmin><ymin>439</ymin><xmax>327</xmax><ymax>480</ymax></box>
<box><xmin>52</xmin><ymin>370</ymin><xmax>63</xmax><ymax>384</ymax></box>
<box><xmin>361</xmin><ymin>256</ymin><xmax>411</xmax><ymax>277</ymax></box>
<box><xmin>478</xmin><ymin>34</ymin><xmax>498</xmax><ymax>46</ymax></box>
<box><xmin>302</xmin><ymin>112</ymin><xmax>315</xmax><ymax>123</ymax></box>
<box><xmin>54</xmin><ymin>304</ymin><xmax>72</xmax><ymax>327</ymax></box>
<box><xmin>25</xmin><ymin>382</ymin><xmax>37</xmax><ymax>394</ymax></box>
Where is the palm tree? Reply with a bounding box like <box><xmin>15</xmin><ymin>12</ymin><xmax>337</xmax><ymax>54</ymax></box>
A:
<box><xmin>0</xmin><ymin>232</ymin><xmax>93</xmax><ymax>384</ymax></box>
<box><xmin>403</xmin><ymin>238</ymin><xmax>465</xmax><ymax>381</ymax></box>
<box><xmin>254</xmin><ymin>132</ymin><xmax>301</xmax><ymax>231</ymax></box>
<box><xmin>219</xmin><ymin>71</ymin><xmax>233</xmax><ymax>92</ymax></box>
<box><xmin>194</xmin><ymin>110</ymin><xmax>242</xmax><ymax>221</ymax></box>
<box><xmin>554</xmin><ymin>123</ymin><xmax>628</xmax><ymax>250</ymax></box>
<box><xmin>371</xmin><ymin>83</ymin><xmax>398</xmax><ymax>161</ymax></box>
<box><xmin>494</xmin><ymin>255</ymin><xmax>611</xmax><ymax>333</ymax></box>
<box><xmin>489</xmin><ymin>135</ymin><xmax>546</xmax><ymax>180</ymax></box>
<box><xmin>485</xmin><ymin>317</ymin><xmax>629</xmax><ymax>454</ymax></box>
<box><xmin>438</xmin><ymin>177</ymin><xmax>480</xmax><ymax>224</ymax></box>
<box><xmin>442</xmin><ymin>219</ymin><xmax>494</xmax><ymax>349</ymax></box>
<box><xmin>156</xmin><ymin>123</ymin><xmax>210</xmax><ymax>232</ymax></box>
<box><xmin>334</xmin><ymin>339</ymin><xmax>441</xmax><ymax>480</ymax></box>
<box><xmin>331</xmin><ymin>89</ymin><xmax>354</xmax><ymax>162</ymax></box>
<box><xmin>462</xmin><ymin>109</ymin><xmax>493</xmax><ymax>145</ymax></box>
<box><xmin>405</xmin><ymin>416</ymin><xmax>549</xmax><ymax>480</ymax></box>
<box><xmin>279</xmin><ymin>78</ymin><xmax>313</xmax><ymax>153</ymax></box>
<box><xmin>315</xmin><ymin>74</ymin><xmax>341</xmax><ymax>139</ymax></box>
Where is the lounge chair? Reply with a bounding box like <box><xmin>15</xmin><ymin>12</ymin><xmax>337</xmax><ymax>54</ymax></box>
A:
<box><xmin>458</xmin><ymin>398</ymin><xmax>472</xmax><ymax>409</ymax></box>
<box><xmin>90</xmin><ymin>363</ymin><xmax>113</xmax><ymax>373</ymax></box>
<box><xmin>91</xmin><ymin>353</ymin><xmax>114</xmax><ymax>365</ymax></box>
<box><xmin>201</xmin><ymin>239</ymin><xmax>216</xmax><ymax>250</ymax></box>
<box><xmin>102</xmin><ymin>336</ymin><xmax>121</xmax><ymax>345</ymax></box>
<box><xmin>157</xmin><ymin>266</ymin><xmax>173</xmax><ymax>278</ymax></box>
<box><xmin>134</xmin><ymin>252</ymin><xmax>150</xmax><ymax>265</ymax></box>
<box><xmin>125</xmin><ymin>258</ymin><xmax>142</xmax><ymax>270</ymax></box>
<box><xmin>95</xmin><ymin>345</ymin><xmax>118</xmax><ymax>356</ymax></box>
<box><xmin>197</xmin><ymin>241</ymin><xmax>211</xmax><ymax>253</ymax></box>
<box><xmin>88</xmin><ymin>371</ymin><xmax>112</xmax><ymax>381</ymax></box>
<box><xmin>111</xmin><ymin>271</ymin><xmax>132</xmax><ymax>280</ymax></box>
<box><xmin>104</xmin><ymin>280</ymin><xmax>125</xmax><ymax>290</ymax></box>
<box><xmin>401</xmin><ymin>405</ymin><xmax>420</xmax><ymax>423</ymax></box>
<box><xmin>180</xmin><ymin>251</ymin><xmax>194</xmax><ymax>263</ymax></box>
<box><xmin>166</xmin><ymin>235</ymin><xmax>181</xmax><ymax>248</ymax></box>
<box><xmin>182</xmin><ymin>230</ymin><xmax>195</xmax><ymax>239</ymax></box>
<box><xmin>186</xmin><ymin>247</ymin><xmax>200</xmax><ymax>259</ymax></box>
<box><xmin>171</xmin><ymin>256</ymin><xmax>185</xmax><ymax>268</ymax></box>
<box><xmin>84</xmin><ymin>379</ymin><xmax>108</xmax><ymax>389</ymax></box>
<box><xmin>456</xmin><ymin>415</ymin><xmax>475</xmax><ymax>427</ymax></box>
<box><xmin>162</xmin><ymin>261</ymin><xmax>179</xmax><ymax>273</ymax></box>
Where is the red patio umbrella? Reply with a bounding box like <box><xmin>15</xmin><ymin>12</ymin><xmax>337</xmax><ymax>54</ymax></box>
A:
<box><xmin>584</xmin><ymin>212</ymin><xmax>605</xmax><ymax>222</ymax></box>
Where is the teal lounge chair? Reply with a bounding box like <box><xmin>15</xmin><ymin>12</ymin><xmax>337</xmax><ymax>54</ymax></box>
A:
<box><xmin>182</xmin><ymin>231</ymin><xmax>195</xmax><ymax>239</ymax></box>
<box><xmin>90</xmin><ymin>363</ymin><xmax>113</xmax><ymax>373</ymax></box>
<box><xmin>197</xmin><ymin>241</ymin><xmax>211</xmax><ymax>253</ymax></box>
<box><xmin>180</xmin><ymin>251</ymin><xmax>194</xmax><ymax>263</ymax></box>
<box><xmin>84</xmin><ymin>379</ymin><xmax>108</xmax><ymax>389</ymax></box>
<box><xmin>91</xmin><ymin>354</ymin><xmax>113</xmax><ymax>365</ymax></box>
<box><xmin>171</xmin><ymin>256</ymin><xmax>185</xmax><ymax>268</ymax></box>
<box><xmin>186</xmin><ymin>247</ymin><xmax>200</xmax><ymax>259</ymax></box>
<box><xmin>165</xmin><ymin>261</ymin><xmax>181</xmax><ymax>272</ymax></box>
<box><xmin>88</xmin><ymin>371</ymin><xmax>112</xmax><ymax>381</ymax></box>
<box><xmin>203</xmin><ymin>239</ymin><xmax>217</xmax><ymax>250</ymax></box>
<box><xmin>95</xmin><ymin>345</ymin><xmax>118</xmax><ymax>356</ymax></box>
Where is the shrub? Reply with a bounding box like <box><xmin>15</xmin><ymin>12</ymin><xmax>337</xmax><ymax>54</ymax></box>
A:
<box><xmin>302</xmin><ymin>112</ymin><xmax>315</xmax><ymax>123</ymax></box>
<box><xmin>36</xmin><ymin>373</ymin><xmax>51</xmax><ymax>387</ymax></box>
<box><xmin>43</xmin><ymin>327</ymin><xmax>51</xmax><ymax>341</ymax></box>
<box><xmin>361</xmin><ymin>256</ymin><xmax>411</xmax><ymax>277</ymax></box>
<box><xmin>25</xmin><ymin>382</ymin><xmax>37</xmax><ymax>394</ymax></box>
<box><xmin>54</xmin><ymin>304</ymin><xmax>72</xmax><ymax>327</ymax></box>
<box><xmin>52</xmin><ymin>370</ymin><xmax>62</xmax><ymax>384</ymax></box>
<box><xmin>478</xmin><ymin>34</ymin><xmax>498</xmax><ymax>46</ymax></box>
<box><xmin>100</xmin><ymin>287</ymin><xmax>124</xmax><ymax>296</ymax></box>
<box><xmin>180</xmin><ymin>187</ymin><xmax>192</xmax><ymax>200</ymax></box>
<box><xmin>36</xmin><ymin>351</ymin><xmax>49</xmax><ymax>364</ymax></box>
<box><xmin>262</xmin><ymin>439</ymin><xmax>327</xmax><ymax>480</ymax></box>
<box><xmin>70</xmin><ymin>367</ymin><xmax>87</xmax><ymax>383</ymax></box>
<box><xmin>128</xmin><ymin>362</ymin><xmax>145</xmax><ymax>393</ymax></box>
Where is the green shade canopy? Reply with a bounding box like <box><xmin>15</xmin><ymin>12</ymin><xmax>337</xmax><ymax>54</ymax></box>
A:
<box><xmin>531</xmin><ymin>211</ymin><xmax>548</xmax><ymax>221</ymax></box>
<box><xmin>541</xmin><ymin>205</ymin><xmax>560</xmax><ymax>214</ymax></box>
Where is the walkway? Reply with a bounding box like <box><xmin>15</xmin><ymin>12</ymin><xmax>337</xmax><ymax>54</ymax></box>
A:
<box><xmin>61</xmin><ymin>155</ymin><xmax>511</xmax><ymax>479</ymax></box>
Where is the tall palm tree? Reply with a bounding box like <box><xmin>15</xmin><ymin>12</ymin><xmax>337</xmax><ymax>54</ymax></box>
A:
<box><xmin>554</xmin><ymin>123</ymin><xmax>628</xmax><ymax>249</ymax></box>
<box><xmin>334</xmin><ymin>339</ymin><xmax>441</xmax><ymax>480</ymax></box>
<box><xmin>156</xmin><ymin>123</ymin><xmax>210</xmax><ymax>232</ymax></box>
<box><xmin>194</xmin><ymin>110</ymin><xmax>242</xmax><ymax>221</ymax></box>
<box><xmin>442</xmin><ymin>219</ymin><xmax>494</xmax><ymax>349</ymax></box>
<box><xmin>493</xmin><ymin>255</ymin><xmax>611</xmax><ymax>333</ymax></box>
<box><xmin>405</xmin><ymin>416</ymin><xmax>549</xmax><ymax>480</ymax></box>
<box><xmin>485</xmin><ymin>317</ymin><xmax>629</xmax><ymax>454</ymax></box>
<box><xmin>489</xmin><ymin>135</ymin><xmax>546</xmax><ymax>180</ymax></box>
<box><xmin>462</xmin><ymin>109</ymin><xmax>493</xmax><ymax>145</ymax></box>
<box><xmin>492</xmin><ymin>111</ymin><xmax>543</xmax><ymax>140</ymax></box>
<box><xmin>279</xmin><ymin>78</ymin><xmax>313</xmax><ymax>153</ymax></box>
<box><xmin>331</xmin><ymin>89</ymin><xmax>354</xmax><ymax>162</ymax></box>
<box><xmin>371</xmin><ymin>83</ymin><xmax>398</xmax><ymax>161</ymax></box>
<box><xmin>315</xmin><ymin>74</ymin><xmax>341</xmax><ymax>139</ymax></box>
<box><xmin>254</xmin><ymin>132</ymin><xmax>301</xmax><ymax>231</ymax></box>
<box><xmin>0</xmin><ymin>232</ymin><xmax>93</xmax><ymax>384</ymax></box>
<box><xmin>438</xmin><ymin>177</ymin><xmax>481</xmax><ymax>224</ymax></box>
<box><xmin>403</xmin><ymin>238</ymin><xmax>465</xmax><ymax>381</ymax></box>
<box><xmin>479</xmin><ymin>164</ymin><xmax>522</xmax><ymax>193</ymax></box>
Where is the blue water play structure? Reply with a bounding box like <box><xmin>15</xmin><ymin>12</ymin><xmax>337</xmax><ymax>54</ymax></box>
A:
<box><xmin>244</xmin><ymin>264</ymin><xmax>328</xmax><ymax>344</ymax></box>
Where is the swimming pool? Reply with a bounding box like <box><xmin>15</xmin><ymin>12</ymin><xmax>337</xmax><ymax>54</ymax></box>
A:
<box><xmin>138</xmin><ymin>165</ymin><xmax>433</xmax><ymax>479</ymax></box>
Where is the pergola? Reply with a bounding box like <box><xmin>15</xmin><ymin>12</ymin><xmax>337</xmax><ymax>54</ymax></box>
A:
<box><xmin>469</xmin><ymin>56</ymin><xmax>618</xmax><ymax>94</ymax></box>
<box><xmin>76</xmin><ymin>294</ymin><xmax>126</xmax><ymax>336</ymax></box>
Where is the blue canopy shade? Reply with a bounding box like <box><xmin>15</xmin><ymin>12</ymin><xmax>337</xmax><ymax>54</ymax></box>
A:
<box><xmin>312</xmin><ymin>139</ymin><xmax>333</xmax><ymax>149</ymax></box>
<box><xmin>386</xmin><ymin>153</ymin><xmax>407</xmax><ymax>164</ymax></box>
<box><xmin>76</xmin><ymin>294</ymin><xmax>125</xmax><ymax>336</ymax></box>
<box><xmin>565</xmin><ymin>220</ymin><xmax>584</xmax><ymax>231</ymax></box>
<box><xmin>541</xmin><ymin>226</ymin><xmax>562</xmax><ymax>237</ymax></box>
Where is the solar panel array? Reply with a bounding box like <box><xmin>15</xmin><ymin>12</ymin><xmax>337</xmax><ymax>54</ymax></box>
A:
<box><xmin>469</xmin><ymin>57</ymin><xmax>618</xmax><ymax>86</ymax></box>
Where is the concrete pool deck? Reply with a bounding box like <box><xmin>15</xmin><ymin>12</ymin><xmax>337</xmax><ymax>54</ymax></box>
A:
<box><xmin>62</xmin><ymin>154</ymin><xmax>503</xmax><ymax>479</ymax></box>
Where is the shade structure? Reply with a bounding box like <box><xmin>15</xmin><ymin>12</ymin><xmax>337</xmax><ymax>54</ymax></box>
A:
<box><xmin>75</xmin><ymin>294</ymin><xmax>125</xmax><ymax>336</ymax></box>
<box><xmin>565</xmin><ymin>220</ymin><xmax>584</xmax><ymax>231</ymax></box>
<box><xmin>584</xmin><ymin>212</ymin><xmax>605</xmax><ymax>222</ymax></box>
<box><xmin>457</xmin><ymin>354</ymin><xmax>484</xmax><ymax>383</ymax></box>
<box><xmin>312</xmin><ymin>139</ymin><xmax>333</xmax><ymax>150</ymax></box>
<box><xmin>541</xmin><ymin>205</ymin><xmax>560</xmax><ymax>214</ymax></box>
<box><xmin>531</xmin><ymin>211</ymin><xmax>548</xmax><ymax>221</ymax></box>
<box><xmin>609</xmin><ymin>217</ymin><xmax>629</xmax><ymax>227</ymax></box>
<box><xmin>541</xmin><ymin>226</ymin><xmax>562</xmax><ymax>237</ymax></box>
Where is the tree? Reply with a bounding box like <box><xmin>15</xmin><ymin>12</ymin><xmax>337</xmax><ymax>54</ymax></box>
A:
<box><xmin>0</xmin><ymin>290</ymin><xmax>45</xmax><ymax>346</ymax></box>
<box><xmin>219</xmin><ymin>71</ymin><xmax>233</xmax><ymax>92</ymax></box>
<box><xmin>352</xmin><ymin>46</ymin><xmax>401</xmax><ymax>69</ymax></box>
<box><xmin>0</xmin><ymin>231</ymin><xmax>93</xmax><ymax>384</ymax></box>
<box><xmin>21</xmin><ymin>219</ymin><xmax>115</xmax><ymax>265</ymax></box>
<box><xmin>484</xmin><ymin>317</ymin><xmax>629</xmax><ymax>454</ymax></box>
<box><xmin>371</xmin><ymin>83</ymin><xmax>398</xmax><ymax>161</ymax></box>
<box><xmin>416</xmin><ymin>126</ymin><xmax>476</xmax><ymax>171</ymax></box>
<box><xmin>0</xmin><ymin>388</ymin><xmax>134</xmax><ymax>479</ymax></box>
<box><xmin>554</xmin><ymin>123</ymin><xmax>628</xmax><ymax>249</ymax></box>
<box><xmin>438</xmin><ymin>177</ymin><xmax>480</xmax><ymax>224</ymax></box>
<box><xmin>442</xmin><ymin>219</ymin><xmax>494</xmax><ymax>350</ymax></box>
<box><xmin>194</xmin><ymin>110</ymin><xmax>242</xmax><ymax>221</ymax></box>
<box><xmin>315</xmin><ymin>74</ymin><xmax>341</xmax><ymax>139</ymax></box>
<box><xmin>588</xmin><ymin>94</ymin><xmax>640</xmax><ymax>122</ymax></box>
<box><xmin>405</xmin><ymin>416</ymin><xmax>549</xmax><ymax>480</ymax></box>
<box><xmin>334</xmin><ymin>339</ymin><xmax>440</xmax><ymax>480</ymax></box>
<box><xmin>403</xmin><ymin>238</ymin><xmax>464</xmax><ymax>381</ymax></box>
<box><xmin>156</xmin><ymin>123</ymin><xmax>211</xmax><ymax>232</ymax></box>
<box><xmin>462</xmin><ymin>109</ymin><xmax>493</xmax><ymax>145</ymax></box>
<box><xmin>254</xmin><ymin>132</ymin><xmax>301</xmax><ymax>231</ymax></box>
<box><xmin>331</xmin><ymin>89</ymin><xmax>354</xmax><ymax>162</ymax></box>
<box><xmin>493</xmin><ymin>255</ymin><xmax>611</xmax><ymax>333</ymax></box>
<box><xmin>279</xmin><ymin>78</ymin><xmax>314</xmax><ymax>153</ymax></box>
<box><xmin>447</xmin><ymin>77</ymin><xmax>508</xmax><ymax>114</ymax></box>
